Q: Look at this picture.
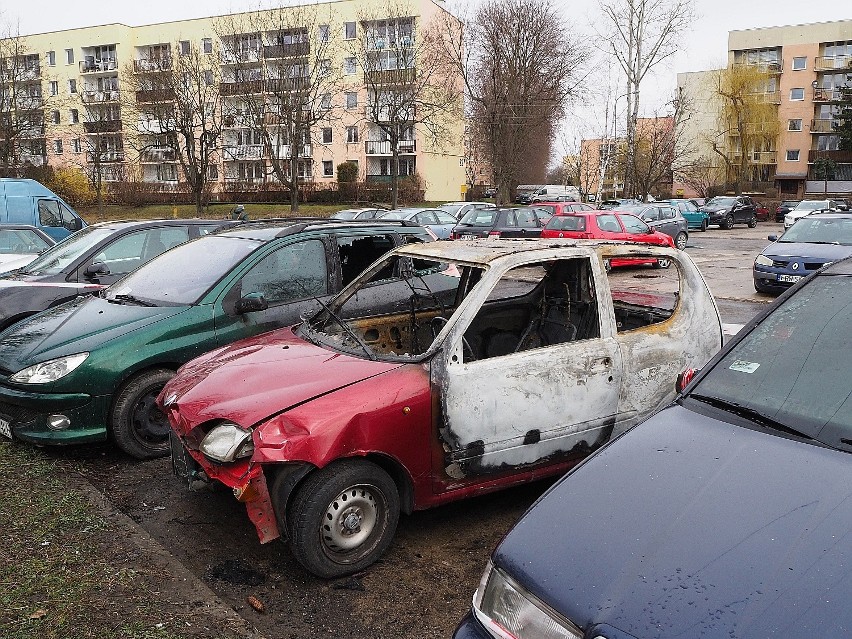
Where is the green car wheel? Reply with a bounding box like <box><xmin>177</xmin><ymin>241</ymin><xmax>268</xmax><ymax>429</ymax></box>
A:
<box><xmin>111</xmin><ymin>368</ymin><xmax>175</xmax><ymax>459</ymax></box>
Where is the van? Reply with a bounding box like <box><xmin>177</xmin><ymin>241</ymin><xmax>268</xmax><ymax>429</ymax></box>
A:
<box><xmin>0</xmin><ymin>179</ymin><xmax>86</xmax><ymax>240</ymax></box>
<box><xmin>530</xmin><ymin>184</ymin><xmax>581</xmax><ymax>202</ymax></box>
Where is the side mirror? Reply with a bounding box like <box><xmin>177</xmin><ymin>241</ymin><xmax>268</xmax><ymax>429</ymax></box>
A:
<box><xmin>768</xmin><ymin>234</ymin><xmax>778</xmax><ymax>242</ymax></box>
<box><xmin>235</xmin><ymin>292</ymin><xmax>268</xmax><ymax>314</ymax></box>
<box><xmin>71</xmin><ymin>218</ymin><xmax>84</xmax><ymax>232</ymax></box>
<box><xmin>84</xmin><ymin>262</ymin><xmax>110</xmax><ymax>278</ymax></box>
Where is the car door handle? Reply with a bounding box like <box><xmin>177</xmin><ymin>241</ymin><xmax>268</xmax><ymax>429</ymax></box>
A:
<box><xmin>588</xmin><ymin>356</ymin><xmax>612</xmax><ymax>372</ymax></box>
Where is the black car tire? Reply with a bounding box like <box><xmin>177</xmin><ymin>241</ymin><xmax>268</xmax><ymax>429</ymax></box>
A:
<box><xmin>724</xmin><ymin>214</ymin><xmax>734</xmax><ymax>229</ymax></box>
<box><xmin>748</xmin><ymin>216</ymin><xmax>757</xmax><ymax>228</ymax></box>
<box><xmin>700</xmin><ymin>220</ymin><xmax>708</xmax><ymax>232</ymax></box>
<box><xmin>287</xmin><ymin>460</ymin><xmax>400</xmax><ymax>579</ymax></box>
<box><xmin>110</xmin><ymin>368</ymin><xmax>175</xmax><ymax>459</ymax></box>
<box><xmin>674</xmin><ymin>232</ymin><xmax>688</xmax><ymax>250</ymax></box>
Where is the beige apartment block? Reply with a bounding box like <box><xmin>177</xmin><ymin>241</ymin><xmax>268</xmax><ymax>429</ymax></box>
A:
<box><xmin>1</xmin><ymin>0</ymin><xmax>466</xmax><ymax>202</ymax></box>
<box><xmin>675</xmin><ymin>19</ymin><xmax>852</xmax><ymax>199</ymax></box>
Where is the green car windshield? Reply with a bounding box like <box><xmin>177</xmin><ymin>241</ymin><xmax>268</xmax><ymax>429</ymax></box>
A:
<box><xmin>18</xmin><ymin>226</ymin><xmax>116</xmax><ymax>276</ymax></box>
<box><xmin>105</xmin><ymin>236</ymin><xmax>262</xmax><ymax>306</ymax></box>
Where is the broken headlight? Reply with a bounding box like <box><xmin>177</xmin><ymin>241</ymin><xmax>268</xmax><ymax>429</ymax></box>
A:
<box><xmin>472</xmin><ymin>560</ymin><xmax>583</xmax><ymax>639</ymax></box>
<box><xmin>11</xmin><ymin>353</ymin><xmax>89</xmax><ymax>384</ymax></box>
<box><xmin>199</xmin><ymin>422</ymin><xmax>254</xmax><ymax>463</ymax></box>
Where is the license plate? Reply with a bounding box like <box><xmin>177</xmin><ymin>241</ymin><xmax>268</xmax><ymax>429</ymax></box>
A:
<box><xmin>0</xmin><ymin>417</ymin><xmax>11</xmax><ymax>440</ymax></box>
<box><xmin>777</xmin><ymin>274</ymin><xmax>802</xmax><ymax>283</ymax></box>
<box><xmin>461</xmin><ymin>234</ymin><xmax>477</xmax><ymax>240</ymax></box>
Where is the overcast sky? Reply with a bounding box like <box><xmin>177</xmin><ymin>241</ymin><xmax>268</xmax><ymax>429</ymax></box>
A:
<box><xmin>4</xmin><ymin>0</ymin><xmax>849</xmax><ymax>150</ymax></box>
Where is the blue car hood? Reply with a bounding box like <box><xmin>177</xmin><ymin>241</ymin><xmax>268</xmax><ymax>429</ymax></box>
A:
<box><xmin>495</xmin><ymin>404</ymin><xmax>852</xmax><ymax>639</ymax></box>
<box><xmin>0</xmin><ymin>295</ymin><xmax>189</xmax><ymax>370</ymax></box>
<box><xmin>762</xmin><ymin>241</ymin><xmax>852</xmax><ymax>262</ymax></box>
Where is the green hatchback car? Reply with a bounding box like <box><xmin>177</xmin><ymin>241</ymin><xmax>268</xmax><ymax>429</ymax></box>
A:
<box><xmin>0</xmin><ymin>219</ymin><xmax>432</xmax><ymax>458</ymax></box>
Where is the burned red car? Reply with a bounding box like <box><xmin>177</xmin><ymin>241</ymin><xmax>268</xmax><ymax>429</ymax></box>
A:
<box><xmin>160</xmin><ymin>240</ymin><xmax>722</xmax><ymax>578</ymax></box>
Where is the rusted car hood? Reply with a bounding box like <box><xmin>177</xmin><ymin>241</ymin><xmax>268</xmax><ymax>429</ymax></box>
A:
<box><xmin>162</xmin><ymin>327</ymin><xmax>404</xmax><ymax>431</ymax></box>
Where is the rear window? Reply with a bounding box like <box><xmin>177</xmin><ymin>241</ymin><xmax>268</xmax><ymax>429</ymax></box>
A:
<box><xmin>545</xmin><ymin>216</ymin><xmax>586</xmax><ymax>231</ymax></box>
<box><xmin>459</xmin><ymin>209</ymin><xmax>498</xmax><ymax>226</ymax></box>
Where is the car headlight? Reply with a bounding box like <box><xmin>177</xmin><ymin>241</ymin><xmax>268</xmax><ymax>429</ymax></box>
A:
<box><xmin>199</xmin><ymin>422</ymin><xmax>254</xmax><ymax>463</ymax></box>
<box><xmin>754</xmin><ymin>254</ymin><xmax>773</xmax><ymax>267</ymax></box>
<box><xmin>10</xmin><ymin>352</ymin><xmax>89</xmax><ymax>384</ymax></box>
<box><xmin>472</xmin><ymin>561</ymin><xmax>583</xmax><ymax>639</ymax></box>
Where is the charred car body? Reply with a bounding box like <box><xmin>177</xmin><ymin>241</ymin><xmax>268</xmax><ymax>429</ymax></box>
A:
<box><xmin>162</xmin><ymin>239</ymin><xmax>723</xmax><ymax>578</ymax></box>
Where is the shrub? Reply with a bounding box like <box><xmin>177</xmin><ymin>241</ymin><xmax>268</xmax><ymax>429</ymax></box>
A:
<box><xmin>48</xmin><ymin>167</ymin><xmax>95</xmax><ymax>207</ymax></box>
<box><xmin>337</xmin><ymin>161</ymin><xmax>358</xmax><ymax>183</ymax></box>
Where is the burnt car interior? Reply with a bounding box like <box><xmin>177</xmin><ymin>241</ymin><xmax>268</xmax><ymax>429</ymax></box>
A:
<box><xmin>605</xmin><ymin>265</ymin><xmax>680</xmax><ymax>332</ymax></box>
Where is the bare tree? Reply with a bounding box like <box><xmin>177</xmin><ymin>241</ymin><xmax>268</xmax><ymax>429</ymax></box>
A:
<box><xmin>350</xmin><ymin>2</ymin><xmax>461</xmax><ymax>209</ymax></box>
<box><xmin>630</xmin><ymin>92</ymin><xmax>692</xmax><ymax>199</ymax></box>
<box><xmin>123</xmin><ymin>41</ymin><xmax>222</xmax><ymax>213</ymax></box>
<box><xmin>675</xmin><ymin>155</ymin><xmax>723</xmax><ymax>198</ymax></box>
<box><xmin>440</xmin><ymin>0</ymin><xmax>588</xmax><ymax>205</ymax></box>
<box><xmin>217</xmin><ymin>6</ymin><xmax>343</xmax><ymax>212</ymax></box>
<box><xmin>596</xmin><ymin>0</ymin><xmax>693</xmax><ymax>198</ymax></box>
<box><xmin>0</xmin><ymin>20</ymin><xmax>48</xmax><ymax>175</ymax></box>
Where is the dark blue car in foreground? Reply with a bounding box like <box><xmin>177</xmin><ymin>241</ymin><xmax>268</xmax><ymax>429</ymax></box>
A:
<box><xmin>753</xmin><ymin>212</ymin><xmax>852</xmax><ymax>294</ymax></box>
<box><xmin>454</xmin><ymin>259</ymin><xmax>852</xmax><ymax>639</ymax></box>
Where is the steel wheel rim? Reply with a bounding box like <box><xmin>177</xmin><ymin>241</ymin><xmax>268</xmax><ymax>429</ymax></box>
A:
<box><xmin>322</xmin><ymin>484</ymin><xmax>381</xmax><ymax>558</ymax></box>
<box><xmin>132</xmin><ymin>388</ymin><xmax>170</xmax><ymax>445</ymax></box>
<box><xmin>675</xmin><ymin>233</ymin><xmax>687</xmax><ymax>250</ymax></box>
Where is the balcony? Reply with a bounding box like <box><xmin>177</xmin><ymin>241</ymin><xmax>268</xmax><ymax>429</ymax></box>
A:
<box><xmin>365</xmin><ymin>104</ymin><xmax>416</xmax><ymax>122</ymax></box>
<box><xmin>140</xmin><ymin>147</ymin><xmax>177</xmax><ymax>163</ymax></box>
<box><xmin>733</xmin><ymin>151</ymin><xmax>777</xmax><ymax>165</ymax></box>
<box><xmin>815</xmin><ymin>55</ymin><xmax>852</xmax><ymax>71</ymax></box>
<box><xmin>364</xmin><ymin>68</ymin><xmax>416</xmax><ymax>86</ymax></box>
<box><xmin>221</xmin><ymin>49</ymin><xmax>261</xmax><ymax>65</ymax></box>
<box><xmin>220</xmin><ymin>77</ymin><xmax>309</xmax><ymax>96</ymax></box>
<box><xmin>809</xmin><ymin>149</ymin><xmax>852</xmax><ymax>163</ymax></box>
<box><xmin>263</xmin><ymin>42</ymin><xmax>309</xmax><ymax>59</ymax></box>
<box><xmin>810</xmin><ymin>119</ymin><xmax>836</xmax><ymax>133</ymax></box>
<box><xmin>19</xmin><ymin>124</ymin><xmax>46</xmax><ymax>138</ymax></box>
<box><xmin>734</xmin><ymin>59</ymin><xmax>782</xmax><ymax>73</ymax></box>
<box><xmin>135</xmin><ymin>88</ymin><xmax>176</xmax><ymax>103</ymax></box>
<box><xmin>813</xmin><ymin>88</ymin><xmax>844</xmax><ymax>102</ymax></box>
<box><xmin>83</xmin><ymin>120</ymin><xmax>122</xmax><ymax>134</ymax></box>
<box><xmin>133</xmin><ymin>58</ymin><xmax>172</xmax><ymax>73</ymax></box>
<box><xmin>87</xmin><ymin>150</ymin><xmax>124</xmax><ymax>163</ymax></box>
<box><xmin>222</xmin><ymin>144</ymin><xmax>264</xmax><ymax>160</ymax></box>
<box><xmin>220</xmin><ymin>80</ymin><xmax>263</xmax><ymax>96</ymax></box>
<box><xmin>81</xmin><ymin>89</ymin><xmax>120</xmax><ymax>104</ymax></box>
<box><xmin>365</xmin><ymin>140</ymin><xmax>417</xmax><ymax>155</ymax></box>
<box><xmin>727</xmin><ymin>121</ymin><xmax>774</xmax><ymax>136</ymax></box>
<box><xmin>80</xmin><ymin>58</ymin><xmax>118</xmax><ymax>74</ymax></box>
<box><xmin>753</xmin><ymin>91</ymin><xmax>781</xmax><ymax>104</ymax></box>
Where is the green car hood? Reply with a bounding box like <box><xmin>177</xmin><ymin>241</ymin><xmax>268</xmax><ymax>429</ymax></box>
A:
<box><xmin>0</xmin><ymin>295</ymin><xmax>190</xmax><ymax>372</ymax></box>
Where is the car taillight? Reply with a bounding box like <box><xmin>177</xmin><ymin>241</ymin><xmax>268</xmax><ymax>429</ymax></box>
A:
<box><xmin>676</xmin><ymin>368</ymin><xmax>696</xmax><ymax>393</ymax></box>
<box><xmin>488</xmin><ymin>231</ymin><xmax>501</xmax><ymax>237</ymax></box>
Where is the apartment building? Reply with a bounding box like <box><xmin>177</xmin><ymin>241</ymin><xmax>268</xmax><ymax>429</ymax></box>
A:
<box><xmin>676</xmin><ymin>19</ymin><xmax>852</xmax><ymax>199</ymax></box>
<box><xmin>0</xmin><ymin>0</ymin><xmax>465</xmax><ymax>201</ymax></box>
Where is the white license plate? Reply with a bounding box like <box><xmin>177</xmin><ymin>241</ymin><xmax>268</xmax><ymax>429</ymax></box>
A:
<box><xmin>461</xmin><ymin>234</ymin><xmax>477</xmax><ymax>240</ymax></box>
<box><xmin>0</xmin><ymin>417</ymin><xmax>11</xmax><ymax>440</ymax></box>
<box><xmin>777</xmin><ymin>274</ymin><xmax>802</xmax><ymax>283</ymax></box>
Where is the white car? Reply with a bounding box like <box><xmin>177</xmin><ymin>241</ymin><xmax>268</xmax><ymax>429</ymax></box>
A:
<box><xmin>784</xmin><ymin>199</ymin><xmax>844</xmax><ymax>229</ymax></box>
<box><xmin>438</xmin><ymin>201</ymin><xmax>495</xmax><ymax>220</ymax></box>
<box><xmin>0</xmin><ymin>224</ymin><xmax>56</xmax><ymax>274</ymax></box>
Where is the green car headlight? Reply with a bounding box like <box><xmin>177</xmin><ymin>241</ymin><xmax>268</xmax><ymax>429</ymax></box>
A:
<box><xmin>472</xmin><ymin>561</ymin><xmax>583</xmax><ymax>639</ymax></box>
<box><xmin>10</xmin><ymin>353</ymin><xmax>89</xmax><ymax>384</ymax></box>
<box><xmin>199</xmin><ymin>422</ymin><xmax>254</xmax><ymax>463</ymax></box>
<box><xmin>754</xmin><ymin>254</ymin><xmax>773</xmax><ymax>267</ymax></box>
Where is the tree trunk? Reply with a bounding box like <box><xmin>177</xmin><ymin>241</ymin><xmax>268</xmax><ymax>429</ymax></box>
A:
<box><xmin>391</xmin><ymin>142</ymin><xmax>400</xmax><ymax>210</ymax></box>
<box><xmin>194</xmin><ymin>186</ymin><xmax>203</xmax><ymax>216</ymax></box>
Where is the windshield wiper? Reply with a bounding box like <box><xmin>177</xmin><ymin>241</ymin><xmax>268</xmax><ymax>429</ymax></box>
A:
<box><xmin>310</xmin><ymin>295</ymin><xmax>376</xmax><ymax>361</ymax></box>
<box><xmin>109</xmin><ymin>293</ymin><xmax>157</xmax><ymax>307</ymax></box>
<box><xmin>690</xmin><ymin>394</ymin><xmax>813</xmax><ymax>440</ymax></box>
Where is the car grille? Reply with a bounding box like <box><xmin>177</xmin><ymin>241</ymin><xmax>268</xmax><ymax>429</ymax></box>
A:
<box><xmin>805</xmin><ymin>262</ymin><xmax>825</xmax><ymax>271</ymax></box>
<box><xmin>772</xmin><ymin>259</ymin><xmax>788</xmax><ymax>268</ymax></box>
<box><xmin>0</xmin><ymin>401</ymin><xmax>39</xmax><ymax>424</ymax></box>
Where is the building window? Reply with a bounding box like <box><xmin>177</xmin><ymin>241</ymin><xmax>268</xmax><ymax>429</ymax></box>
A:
<box><xmin>53</xmin><ymin>139</ymin><xmax>63</xmax><ymax>154</ymax></box>
<box><xmin>65</xmin><ymin>48</ymin><xmax>74</xmax><ymax>64</ymax></box>
<box><xmin>204</xmin><ymin>70</ymin><xmax>214</xmax><ymax>86</ymax></box>
<box><xmin>71</xmin><ymin>138</ymin><xmax>81</xmax><ymax>153</ymax></box>
<box><xmin>47</xmin><ymin>50</ymin><xmax>55</xmax><ymax>66</ymax></box>
<box><xmin>319</xmin><ymin>24</ymin><xmax>330</xmax><ymax>42</ymax></box>
<box><xmin>790</xmin><ymin>87</ymin><xmax>804</xmax><ymax>101</ymax></box>
<box><xmin>320</xmin><ymin>93</ymin><xmax>331</xmax><ymax>109</ymax></box>
<box><xmin>346</xmin><ymin>126</ymin><xmax>359</xmax><ymax>143</ymax></box>
<box><xmin>323</xmin><ymin>160</ymin><xmax>333</xmax><ymax>177</ymax></box>
<box><xmin>345</xmin><ymin>92</ymin><xmax>358</xmax><ymax>109</ymax></box>
<box><xmin>50</xmin><ymin>81</ymin><xmax>58</xmax><ymax>96</ymax></box>
<box><xmin>180</xmin><ymin>40</ymin><xmax>190</xmax><ymax>56</ymax></box>
<box><xmin>51</xmin><ymin>110</ymin><xmax>60</xmax><ymax>124</ymax></box>
<box><xmin>344</xmin><ymin>57</ymin><xmax>356</xmax><ymax>75</ymax></box>
<box><xmin>68</xmin><ymin>79</ymin><xmax>77</xmax><ymax>94</ymax></box>
<box><xmin>208</xmin><ymin>164</ymin><xmax>218</xmax><ymax>179</ymax></box>
<box><xmin>345</xmin><ymin>22</ymin><xmax>356</xmax><ymax>39</ymax></box>
<box><xmin>319</xmin><ymin>59</ymin><xmax>331</xmax><ymax>76</ymax></box>
<box><xmin>788</xmin><ymin>119</ymin><xmax>802</xmax><ymax>131</ymax></box>
<box><xmin>792</xmin><ymin>57</ymin><xmax>806</xmax><ymax>70</ymax></box>
<box><xmin>322</xmin><ymin>127</ymin><xmax>333</xmax><ymax>144</ymax></box>
<box><xmin>70</xmin><ymin>109</ymin><xmax>79</xmax><ymax>123</ymax></box>
<box><xmin>786</xmin><ymin>149</ymin><xmax>800</xmax><ymax>161</ymax></box>
<box><xmin>202</xmin><ymin>38</ymin><xmax>213</xmax><ymax>54</ymax></box>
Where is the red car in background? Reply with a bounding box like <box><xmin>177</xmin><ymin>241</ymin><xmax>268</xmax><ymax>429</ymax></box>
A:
<box><xmin>541</xmin><ymin>210</ymin><xmax>675</xmax><ymax>269</ymax></box>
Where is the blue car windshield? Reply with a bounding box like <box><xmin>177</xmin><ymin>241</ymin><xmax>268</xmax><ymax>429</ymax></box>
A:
<box><xmin>690</xmin><ymin>274</ymin><xmax>852</xmax><ymax>449</ymax></box>
<box><xmin>105</xmin><ymin>236</ymin><xmax>262</xmax><ymax>306</ymax></box>
<box><xmin>779</xmin><ymin>217</ymin><xmax>852</xmax><ymax>245</ymax></box>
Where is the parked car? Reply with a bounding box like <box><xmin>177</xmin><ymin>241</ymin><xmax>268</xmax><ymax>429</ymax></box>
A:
<box><xmin>0</xmin><ymin>219</ymin><xmax>233</xmax><ymax>333</ymax></box>
<box><xmin>0</xmin><ymin>178</ymin><xmax>87</xmax><ymax>240</ymax></box>
<box><xmin>0</xmin><ymin>224</ymin><xmax>56</xmax><ymax>274</ymax></box>
<box><xmin>529</xmin><ymin>185</ymin><xmax>581</xmax><ymax>203</ymax></box>
<box><xmin>661</xmin><ymin>199</ymin><xmax>709</xmax><ymax>231</ymax></box>
<box><xmin>700</xmin><ymin>195</ymin><xmax>758</xmax><ymax>229</ymax></box>
<box><xmin>599</xmin><ymin>198</ymin><xmax>643</xmax><ymax>210</ymax></box>
<box><xmin>541</xmin><ymin>210</ymin><xmax>675</xmax><ymax>269</ymax></box>
<box><xmin>483</xmin><ymin>187</ymin><xmax>497</xmax><ymax>198</ymax></box>
<box><xmin>161</xmin><ymin>239</ymin><xmax>722</xmax><ymax>578</ymax></box>
<box><xmin>614</xmin><ymin>203</ymin><xmax>689</xmax><ymax>249</ymax></box>
<box><xmin>0</xmin><ymin>219</ymin><xmax>433</xmax><ymax>459</ymax></box>
<box><xmin>454</xmin><ymin>257</ymin><xmax>852</xmax><ymax>639</ymax></box>
<box><xmin>753</xmin><ymin>212</ymin><xmax>852</xmax><ymax>294</ymax></box>
<box><xmin>451</xmin><ymin>207</ymin><xmax>546</xmax><ymax>239</ymax></box>
<box><xmin>774</xmin><ymin>199</ymin><xmax>800</xmax><ymax>222</ymax></box>
<box><xmin>784</xmin><ymin>199</ymin><xmax>846</xmax><ymax>229</ymax></box>
<box><xmin>438</xmin><ymin>202</ymin><xmax>495</xmax><ymax>220</ymax></box>
<box><xmin>754</xmin><ymin>201</ymin><xmax>771</xmax><ymax>221</ymax></box>
<box><xmin>534</xmin><ymin>202</ymin><xmax>594</xmax><ymax>218</ymax></box>
<box><xmin>378</xmin><ymin>208</ymin><xmax>457</xmax><ymax>239</ymax></box>
<box><xmin>328</xmin><ymin>208</ymin><xmax>387</xmax><ymax>221</ymax></box>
